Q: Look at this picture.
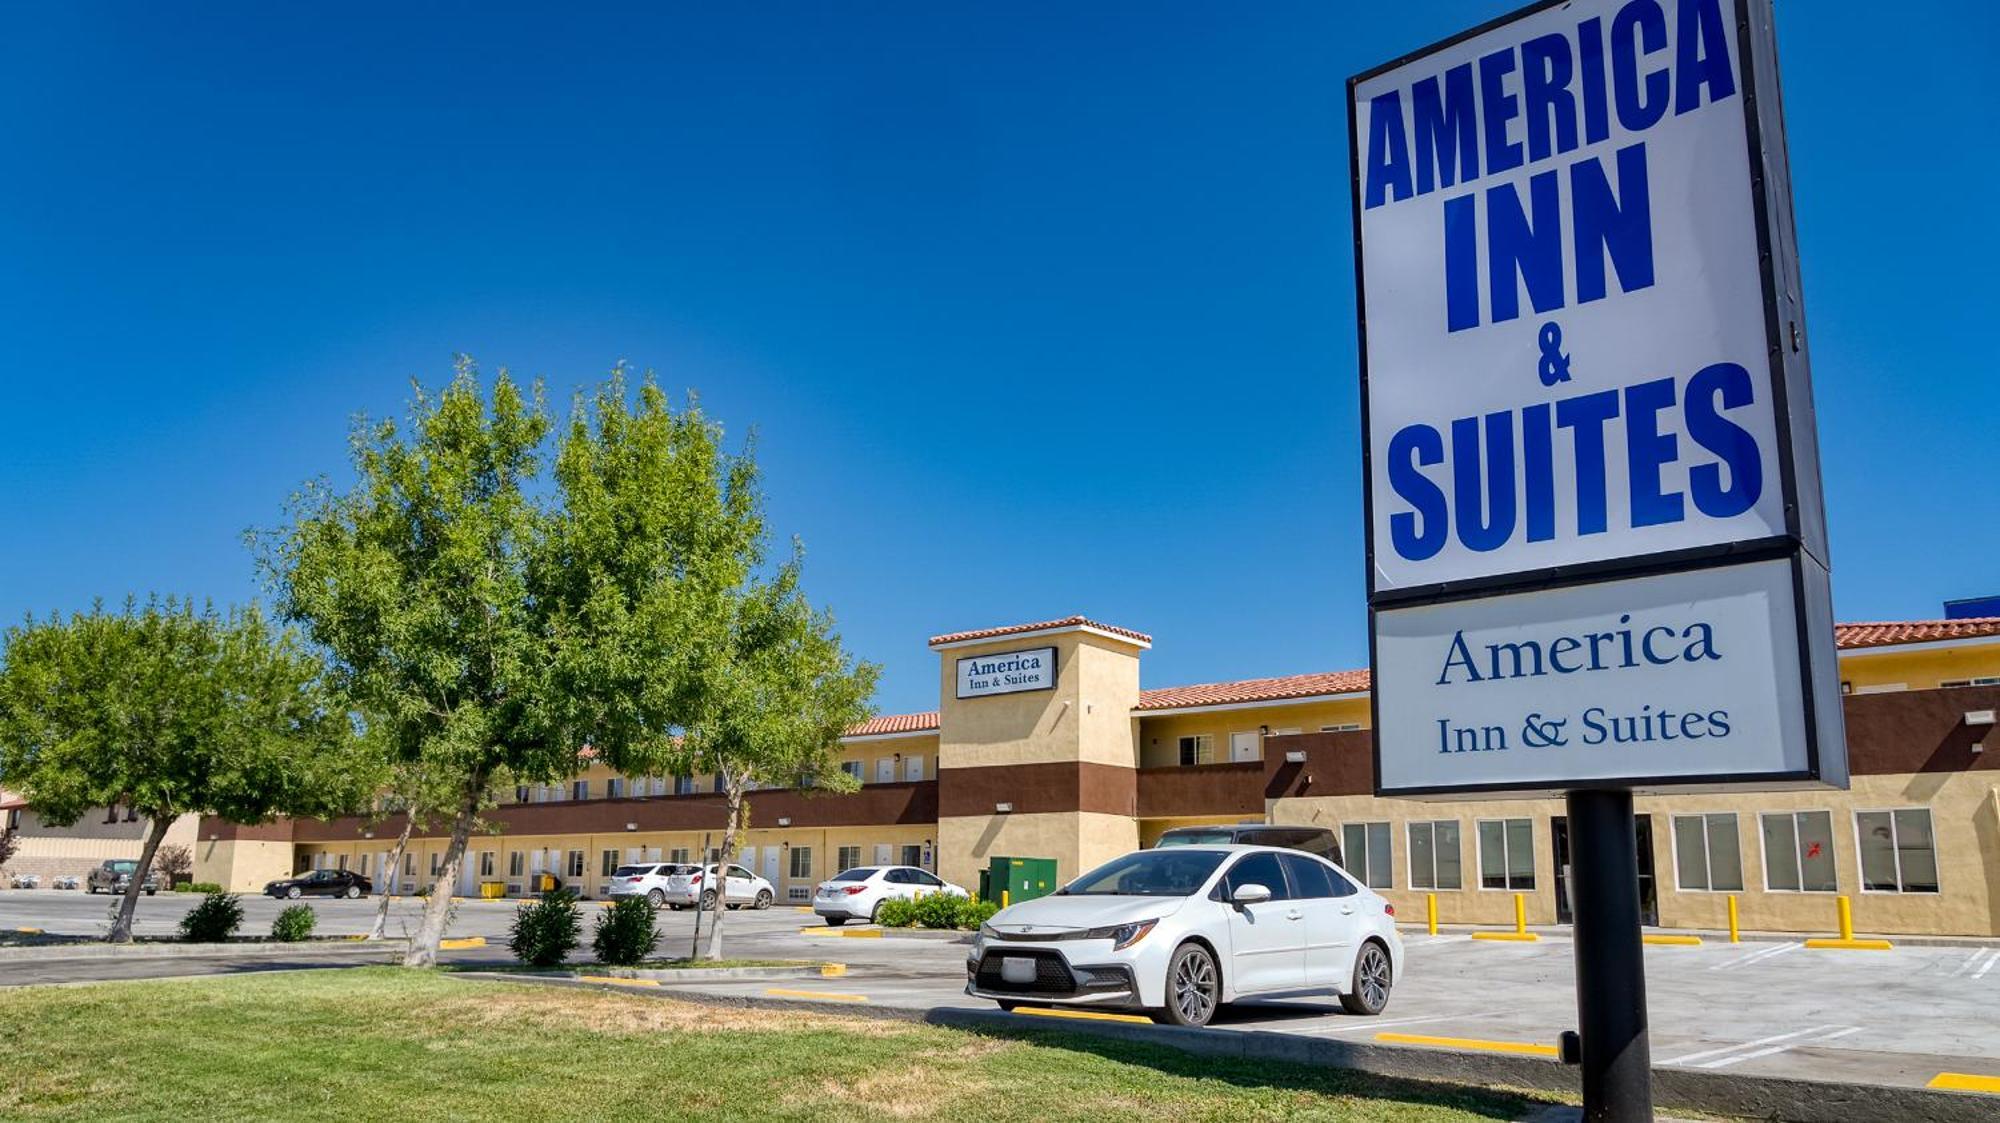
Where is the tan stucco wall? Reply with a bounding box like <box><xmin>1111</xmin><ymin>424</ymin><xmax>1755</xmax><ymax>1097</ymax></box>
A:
<box><xmin>1137</xmin><ymin>697</ymin><xmax>1371</xmax><ymax>767</ymax></box>
<box><xmin>937</xmin><ymin>631</ymin><xmax>1144</xmax><ymax>771</ymax></box>
<box><xmin>1840</xmin><ymin>644</ymin><xmax>1999</xmax><ymax>692</ymax></box>
<box><xmin>195</xmin><ymin>838</ymin><xmax>295</xmax><ymax>892</ymax></box>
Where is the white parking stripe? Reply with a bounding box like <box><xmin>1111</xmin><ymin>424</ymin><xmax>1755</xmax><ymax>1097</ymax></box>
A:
<box><xmin>1948</xmin><ymin>949</ymin><xmax>1993</xmax><ymax>978</ymax></box>
<box><xmin>1698</xmin><ymin>1025</ymin><xmax>1863</xmax><ymax>1069</ymax></box>
<box><xmin>1659</xmin><ymin>1024</ymin><xmax>1841</xmax><ymax>1067</ymax></box>
<box><xmin>1975</xmin><ymin>950</ymin><xmax>2000</xmax><ymax>980</ymax></box>
<box><xmin>1709</xmin><ymin>941</ymin><xmax>1801</xmax><ymax>971</ymax></box>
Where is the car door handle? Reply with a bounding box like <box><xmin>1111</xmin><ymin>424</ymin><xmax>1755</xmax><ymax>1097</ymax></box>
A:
<box><xmin>1285</xmin><ymin>910</ymin><xmax>1303</xmax><ymax>921</ymax></box>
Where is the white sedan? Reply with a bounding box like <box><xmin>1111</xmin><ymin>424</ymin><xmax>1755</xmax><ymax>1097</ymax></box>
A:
<box><xmin>658</xmin><ymin>864</ymin><xmax>776</xmax><ymax>910</ymax></box>
<box><xmin>965</xmin><ymin>845</ymin><xmax>1401</xmax><ymax>1026</ymax></box>
<box><xmin>813</xmin><ymin>865</ymin><xmax>967</xmax><ymax>925</ymax></box>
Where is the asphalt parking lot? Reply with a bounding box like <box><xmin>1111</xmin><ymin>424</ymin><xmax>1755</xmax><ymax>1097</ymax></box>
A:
<box><xmin>5</xmin><ymin>889</ymin><xmax>1998</xmax><ymax>1097</ymax></box>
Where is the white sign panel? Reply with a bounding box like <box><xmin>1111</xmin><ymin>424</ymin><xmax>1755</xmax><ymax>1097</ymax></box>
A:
<box><xmin>956</xmin><ymin>646</ymin><xmax>1056</xmax><ymax>700</ymax></box>
<box><xmin>1374</xmin><ymin>558</ymin><xmax>1843</xmax><ymax>794</ymax></box>
<box><xmin>1353</xmin><ymin>0</ymin><xmax>1800</xmax><ymax>594</ymax></box>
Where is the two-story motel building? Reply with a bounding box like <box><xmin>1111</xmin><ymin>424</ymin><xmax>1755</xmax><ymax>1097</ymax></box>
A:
<box><xmin>195</xmin><ymin>612</ymin><xmax>2000</xmax><ymax>937</ymax></box>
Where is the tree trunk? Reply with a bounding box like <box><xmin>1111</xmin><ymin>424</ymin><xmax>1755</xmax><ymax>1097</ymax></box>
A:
<box><xmin>109</xmin><ymin>813</ymin><xmax>174</xmax><ymax>944</ymax></box>
<box><xmin>703</xmin><ymin>776</ymin><xmax>744</xmax><ymax>960</ymax></box>
<box><xmin>402</xmin><ymin>779</ymin><xmax>481</xmax><ymax>967</ymax></box>
<box><xmin>368</xmin><ymin>811</ymin><xmax>418</xmax><ymax>941</ymax></box>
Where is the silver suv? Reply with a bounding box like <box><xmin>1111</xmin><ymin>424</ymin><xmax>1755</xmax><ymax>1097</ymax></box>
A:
<box><xmin>86</xmin><ymin>859</ymin><xmax>161</xmax><ymax>896</ymax></box>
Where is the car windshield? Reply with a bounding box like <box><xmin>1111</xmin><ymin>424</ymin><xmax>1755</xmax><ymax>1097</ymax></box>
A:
<box><xmin>108</xmin><ymin>861</ymin><xmax>137</xmax><ymax>872</ymax></box>
<box><xmin>1059</xmin><ymin>850</ymin><xmax>1228</xmax><ymax>897</ymax></box>
<box><xmin>1155</xmin><ymin>829</ymin><xmax>1237</xmax><ymax>847</ymax></box>
<box><xmin>832</xmin><ymin>868</ymin><xmax>876</xmax><ymax>882</ymax></box>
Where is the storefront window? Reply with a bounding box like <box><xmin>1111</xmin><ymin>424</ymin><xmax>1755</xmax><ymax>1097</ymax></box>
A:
<box><xmin>1857</xmin><ymin>809</ymin><xmax>1938</xmax><ymax>893</ymax></box>
<box><xmin>1408</xmin><ymin>820</ymin><xmax>1461</xmax><ymax>890</ymax></box>
<box><xmin>1760</xmin><ymin>810</ymin><xmax>1836</xmax><ymax>892</ymax></box>
<box><xmin>1477</xmin><ymin>818</ymin><xmax>1535</xmax><ymax>890</ymax></box>
<box><xmin>1342</xmin><ymin>822</ymin><xmax>1393</xmax><ymax>889</ymax></box>
<box><xmin>1672</xmin><ymin>813</ymin><xmax>1744</xmax><ymax>892</ymax></box>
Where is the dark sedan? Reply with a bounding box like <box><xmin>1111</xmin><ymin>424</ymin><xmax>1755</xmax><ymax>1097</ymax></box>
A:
<box><xmin>264</xmin><ymin>869</ymin><xmax>373</xmax><ymax>899</ymax></box>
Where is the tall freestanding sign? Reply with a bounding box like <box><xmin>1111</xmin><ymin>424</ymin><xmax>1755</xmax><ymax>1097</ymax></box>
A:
<box><xmin>1348</xmin><ymin>1</ymin><xmax>1842</xmax><ymax>1118</ymax></box>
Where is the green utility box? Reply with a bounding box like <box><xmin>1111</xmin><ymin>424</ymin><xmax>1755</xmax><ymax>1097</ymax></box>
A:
<box><xmin>985</xmin><ymin>856</ymin><xmax>1058</xmax><ymax>905</ymax></box>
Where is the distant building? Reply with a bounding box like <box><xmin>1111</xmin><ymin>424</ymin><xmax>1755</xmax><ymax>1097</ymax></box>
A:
<box><xmin>199</xmin><ymin>609</ymin><xmax>2000</xmax><ymax>937</ymax></box>
<box><xmin>1</xmin><ymin>791</ymin><xmax>197</xmax><ymax>885</ymax></box>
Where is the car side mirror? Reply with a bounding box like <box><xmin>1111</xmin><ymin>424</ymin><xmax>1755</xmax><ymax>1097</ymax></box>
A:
<box><xmin>1231</xmin><ymin>883</ymin><xmax>1272</xmax><ymax>906</ymax></box>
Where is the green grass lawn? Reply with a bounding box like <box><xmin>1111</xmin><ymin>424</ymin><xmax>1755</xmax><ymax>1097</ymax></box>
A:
<box><xmin>0</xmin><ymin>969</ymin><xmax>1556</xmax><ymax>1122</ymax></box>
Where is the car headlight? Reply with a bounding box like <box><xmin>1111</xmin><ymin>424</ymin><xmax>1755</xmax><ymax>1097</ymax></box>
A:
<box><xmin>1085</xmin><ymin>919</ymin><xmax>1158</xmax><ymax>951</ymax></box>
<box><xmin>978</xmin><ymin>922</ymin><xmax>998</xmax><ymax>940</ymax></box>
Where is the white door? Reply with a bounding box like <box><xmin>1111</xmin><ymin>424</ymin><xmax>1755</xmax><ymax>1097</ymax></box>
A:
<box><xmin>1280</xmin><ymin>853</ymin><xmax>1362</xmax><ymax>986</ymax></box>
<box><xmin>1219</xmin><ymin>852</ymin><xmax>1306</xmax><ymax>994</ymax></box>
<box><xmin>873</xmin><ymin>844</ymin><xmax>893</xmax><ymax>866</ymax></box>
<box><xmin>875</xmin><ymin>758</ymin><xmax>896</xmax><ymax>783</ymax></box>
<box><xmin>903</xmin><ymin>755</ymin><xmax>924</xmax><ymax>782</ymax></box>
<box><xmin>1230</xmin><ymin>731</ymin><xmax>1261</xmax><ymax>763</ymax></box>
<box><xmin>763</xmin><ymin>848</ymin><xmax>781</xmax><ymax>887</ymax></box>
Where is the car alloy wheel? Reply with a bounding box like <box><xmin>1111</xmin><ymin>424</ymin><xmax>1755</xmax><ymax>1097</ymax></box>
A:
<box><xmin>648</xmin><ymin>889</ymin><xmax>665</xmax><ymax>907</ymax></box>
<box><xmin>347</xmin><ymin>885</ymin><xmax>361</xmax><ymax>899</ymax></box>
<box><xmin>754</xmin><ymin>890</ymin><xmax>772</xmax><ymax>910</ymax></box>
<box><xmin>1165</xmin><ymin>944</ymin><xmax>1219</xmax><ymax>1027</ymax></box>
<box><xmin>287</xmin><ymin>886</ymin><xmax>302</xmax><ymax>900</ymax></box>
<box><xmin>700</xmin><ymin>890</ymin><xmax>717</xmax><ymax>910</ymax></box>
<box><xmin>1341</xmin><ymin>941</ymin><xmax>1393</xmax><ymax>1016</ymax></box>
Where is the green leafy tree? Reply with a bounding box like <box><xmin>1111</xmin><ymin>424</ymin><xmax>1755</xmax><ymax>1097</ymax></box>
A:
<box><xmin>533</xmin><ymin>374</ymin><xmax>875</xmax><ymax>961</ymax></box>
<box><xmin>0</xmin><ymin>598</ymin><xmax>366</xmax><ymax>942</ymax></box>
<box><xmin>262</xmin><ymin>362</ymin><xmax>575</xmax><ymax>966</ymax></box>
<box><xmin>686</xmin><ymin>561</ymin><xmax>876</xmax><ymax>958</ymax></box>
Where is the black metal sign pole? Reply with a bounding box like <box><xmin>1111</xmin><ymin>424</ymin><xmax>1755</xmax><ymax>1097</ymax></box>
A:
<box><xmin>1567</xmin><ymin>788</ymin><xmax>1654</xmax><ymax>1122</ymax></box>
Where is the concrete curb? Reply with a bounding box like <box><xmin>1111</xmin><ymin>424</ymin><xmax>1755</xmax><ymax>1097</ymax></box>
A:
<box><xmin>474</xmin><ymin>976</ymin><xmax>1994</xmax><ymax>1123</ymax></box>
<box><xmin>0</xmin><ymin>938</ymin><xmax>410</xmax><ymax>963</ymax></box>
<box><xmin>468</xmin><ymin>963</ymin><xmax>847</xmax><ymax>983</ymax></box>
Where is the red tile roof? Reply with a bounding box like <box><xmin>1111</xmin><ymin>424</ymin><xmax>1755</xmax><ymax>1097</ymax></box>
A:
<box><xmin>845</xmin><ymin>711</ymin><xmax>941</xmax><ymax>738</ymax></box>
<box><xmin>1835</xmin><ymin>618</ymin><xmax>2000</xmax><ymax>650</ymax></box>
<box><xmin>1137</xmin><ymin>669</ymin><xmax>1374</xmax><ymax>711</ymax></box>
<box><xmin>929</xmin><ymin>615</ymin><xmax>1152</xmax><ymax>648</ymax></box>
<box><xmin>0</xmin><ymin>789</ymin><xmax>25</xmax><ymax>812</ymax></box>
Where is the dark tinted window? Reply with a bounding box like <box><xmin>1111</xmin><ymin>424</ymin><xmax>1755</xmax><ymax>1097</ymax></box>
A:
<box><xmin>884</xmin><ymin>868</ymin><xmax>914</xmax><ymax>884</ymax></box>
<box><xmin>833</xmin><ymin>868</ymin><xmax>877</xmax><ymax>882</ymax></box>
<box><xmin>1222</xmin><ymin>852</ymin><xmax>1291</xmax><ymax>901</ymax></box>
<box><xmin>1156</xmin><ymin>828</ymin><xmax>1236</xmax><ymax>847</ymax></box>
<box><xmin>1327</xmin><ymin>866</ymin><xmax>1360</xmax><ymax>897</ymax></box>
<box><xmin>1280</xmin><ymin>854</ymin><xmax>1336</xmax><ymax>899</ymax></box>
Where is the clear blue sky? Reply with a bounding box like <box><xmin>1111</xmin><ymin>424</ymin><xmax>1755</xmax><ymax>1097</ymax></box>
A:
<box><xmin>2</xmin><ymin>3</ymin><xmax>1993</xmax><ymax>715</ymax></box>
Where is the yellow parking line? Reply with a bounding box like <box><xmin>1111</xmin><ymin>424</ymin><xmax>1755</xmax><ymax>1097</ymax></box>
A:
<box><xmin>1012</xmin><ymin>1006</ymin><xmax>1153</xmax><ymax>1025</ymax></box>
<box><xmin>1930</xmin><ymin>1072</ymin><xmax>2000</xmax><ymax>1094</ymax></box>
<box><xmin>1470</xmin><ymin>932</ymin><xmax>1540</xmax><ymax>942</ymax></box>
<box><xmin>800</xmin><ymin>927</ymin><xmax>882</xmax><ymax>938</ymax></box>
<box><xmin>1803</xmin><ymin>938</ymin><xmax>1894</xmax><ymax>951</ymax></box>
<box><xmin>576</xmin><ymin>975</ymin><xmax>659</xmax><ymax>987</ymax></box>
<box><xmin>818</xmin><ymin>963</ymin><xmax>848</xmax><ymax>977</ymax></box>
<box><xmin>1643</xmin><ymin>934</ymin><xmax>1703</xmax><ymax>946</ymax></box>
<box><xmin>437</xmin><ymin>937</ymin><xmax>486</xmax><ymax>950</ymax></box>
<box><xmin>764</xmin><ymin>987</ymin><xmax>869</xmax><ymax>1003</ymax></box>
<box><xmin>1377</xmin><ymin>1032</ymin><xmax>1559</xmax><ymax>1058</ymax></box>
<box><xmin>15</xmin><ymin>927</ymin><xmax>44</xmax><ymax>935</ymax></box>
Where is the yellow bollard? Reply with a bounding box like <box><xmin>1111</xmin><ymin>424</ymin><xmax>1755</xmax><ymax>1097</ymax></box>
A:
<box><xmin>1001</xmin><ymin>889</ymin><xmax>1009</xmax><ymax>909</ymax></box>
<box><xmin>1805</xmin><ymin>893</ymin><xmax>1892</xmax><ymax>950</ymax></box>
<box><xmin>1514</xmin><ymin>892</ymin><xmax>1527</xmax><ymax>936</ymax></box>
<box><xmin>1727</xmin><ymin>894</ymin><xmax>1740</xmax><ymax>943</ymax></box>
<box><xmin>1426</xmin><ymin>892</ymin><xmax>1438</xmax><ymax>936</ymax></box>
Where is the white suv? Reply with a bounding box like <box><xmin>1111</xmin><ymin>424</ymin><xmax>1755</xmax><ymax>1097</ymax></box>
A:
<box><xmin>813</xmin><ymin>865</ymin><xmax>967</xmax><ymax>925</ymax></box>
<box><xmin>605</xmin><ymin>863</ymin><xmax>697</xmax><ymax>906</ymax></box>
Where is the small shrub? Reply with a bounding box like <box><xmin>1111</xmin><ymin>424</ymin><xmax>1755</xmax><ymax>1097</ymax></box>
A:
<box><xmin>509</xmin><ymin>890</ymin><xmax>581</xmax><ymax>967</ymax></box>
<box><xmin>179</xmin><ymin>881</ymin><xmax>223</xmax><ymax>894</ymax></box>
<box><xmin>271</xmin><ymin>904</ymin><xmax>317</xmax><ymax>942</ymax></box>
<box><xmin>178</xmin><ymin>890</ymin><xmax>244</xmax><ymax>943</ymax></box>
<box><xmin>954</xmin><ymin>896</ymin><xmax>1000</xmax><ymax>930</ymax></box>
<box><xmin>910</xmin><ymin>891</ymin><xmax>964</xmax><ymax>930</ymax></box>
<box><xmin>592</xmin><ymin>897</ymin><xmax>660</xmax><ymax>966</ymax></box>
<box><xmin>874</xmin><ymin>897</ymin><xmax>919</xmax><ymax>927</ymax></box>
